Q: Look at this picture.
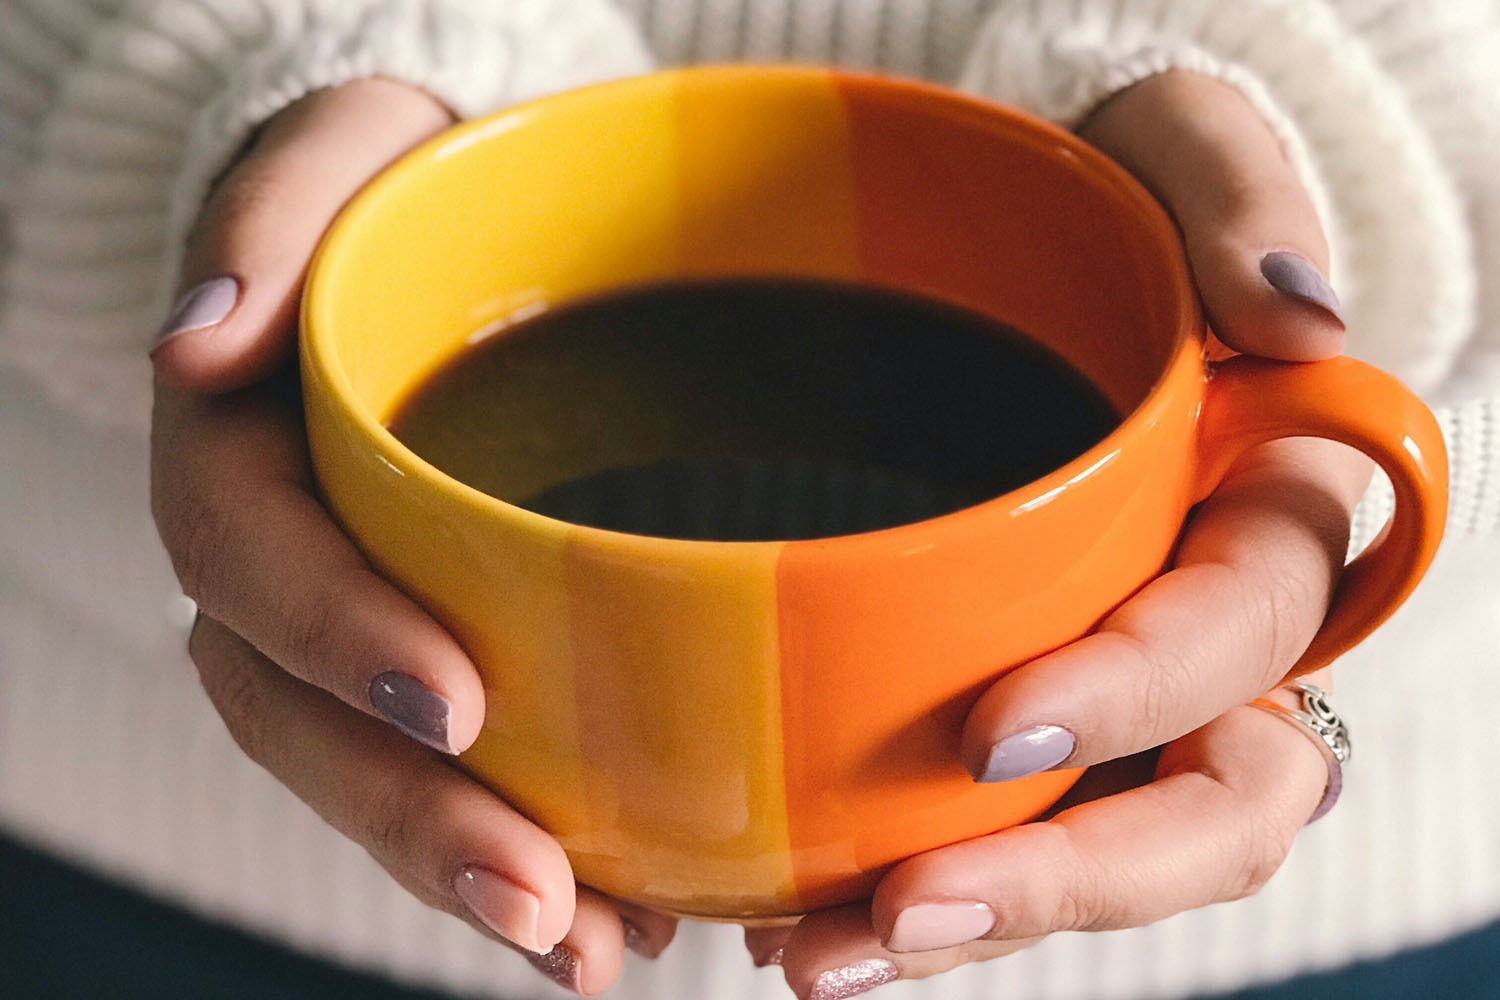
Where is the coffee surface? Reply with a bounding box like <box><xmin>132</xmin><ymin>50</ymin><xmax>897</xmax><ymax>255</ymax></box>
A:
<box><xmin>387</xmin><ymin>278</ymin><xmax>1118</xmax><ymax>540</ymax></box>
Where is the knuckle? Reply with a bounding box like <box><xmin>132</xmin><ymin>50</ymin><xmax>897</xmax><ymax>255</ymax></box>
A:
<box><xmin>167</xmin><ymin>489</ymin><xmax>234</xmax><ymax>606</ymax></box>
<box><xmin>1239</xmin><ymin>558</ymin><xmax>1326</xmax><ymax>690</ymax></box>
<box><xmin>1047</xmin><ymin>881</ymin><xmax>1091</xmax><ymax>933</ymax></box>
<box><xmin>1257</xmin><ymin>570</ymin><xmax>1306</xmax><ymax>681</ymax></box>
<box><xmin>191</xmin><ymin>629</ymin><xmax>274</xmax><ymax>769</ymax></box>
<box><xmin>1053</xmin><ymin>853</ymin><xmax>1123</xmax><ymax>932</ymax></box>
<box><xmin>274</xmin><ymin>575</ymin><xmax>348</xmax><ymax>691</ymax></box>
<box><xmin>189</xmin><ymin>168</ymin><xmax>285</xmax><ymax>257</ymax></box>
<box><xmin>359</xmin><ymin>772</ymin><xmax>439</xmax><ymax>868</ymax></box>
<box><xmin>1010</xmin><ymin>826</ymin><xmax>1113</xmax><ymax>935</ymax></box>
<box><xmin>1123</xmin><ymin>631</ymin><xmax>1198</xmax><ymax>747</ymax></box>
<box><xmin>1227</xmin><ymin>815</ymin><xmax>1296</xmax><ymax>901</ymax></box>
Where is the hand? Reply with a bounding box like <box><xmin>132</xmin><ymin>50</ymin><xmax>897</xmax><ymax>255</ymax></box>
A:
<box><xmin>746</xmin><ymin>71</ymin><xmax>1369</xmax><ymax>997</ymax></box>
<box><xmin>150</xmin><ymin>79</ymin><xmax>675</xmax><ymax>995</ymax></box>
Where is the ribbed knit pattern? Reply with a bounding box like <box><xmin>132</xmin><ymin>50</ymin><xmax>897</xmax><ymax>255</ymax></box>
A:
<box><xmin>3</xmin><ymin>2</ymin><xmax>1499</xmax><ymax>999</ymax></box>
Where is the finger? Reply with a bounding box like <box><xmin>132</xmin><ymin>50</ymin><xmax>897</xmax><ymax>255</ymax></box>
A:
<box><xmin>522</xmin><ymin>888</ymin><xmax>626</xmax><ymax>996</ymax></box>
<box><xmin>189</xmin><ymin>615</ymin><xmax>576</xmax><ymax>955</ymax></box>
<box><xmin>777</xmin><ymin>905</ymin><xmax>1040</xmax><ymax>999</ymax></box>
<box><xmin>744</xmin><ymin>922</ymin><xmax>797</xmax><ymax>968</ymax></box>
<box><xmin>868</xmin><ymin>687</ymin><xmax>1329</xmax><ymax>955</ymax></box>
<box><xmin>774</xmin><ymin>691</ymin><xmax>1328</xmax><ymax>995</ymax></box>
<box><xmin>960</xmin><ymin>436</ymin><xmax>1367</xmax><ymax>780</ymax></box>
<box><xmin>152</xmin><ymin>383</ymin><xmax>485</xmax><ymax>753</ymax></box>
<box><xmin>152</xmin><ymin>78</ymin><xmax>453</xmax><ymax>391</ymax></box>
<box><xmin>613</xmin><ymin>899</ymin><xmax>678</xmax><ymax>961</ymax></box>
<box><xmin>1079</xmin><ymin>70</ymin><xmax>1344</xmax><ymax>360</ymax></box>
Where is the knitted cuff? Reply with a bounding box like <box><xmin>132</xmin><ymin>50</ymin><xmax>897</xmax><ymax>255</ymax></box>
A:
<box><xmin>163</xmin><ymin>0</ymin><xmax>655</xmax><ymax>313</ymax></box>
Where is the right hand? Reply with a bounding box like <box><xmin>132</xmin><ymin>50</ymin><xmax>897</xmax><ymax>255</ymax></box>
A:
<box><xmin>150</xmin><ymin>79</ymin><xmax>676</xmax><ymax>995</ymax></box>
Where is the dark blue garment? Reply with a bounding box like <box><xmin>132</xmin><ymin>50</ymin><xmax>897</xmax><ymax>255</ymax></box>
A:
<box><xmin>3</xmin><ymin>832</ymin><xmax>1497</xmax><ymax>999</ymax></box>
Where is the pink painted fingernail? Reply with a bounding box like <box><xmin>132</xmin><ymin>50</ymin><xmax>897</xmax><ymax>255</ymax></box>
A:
<box><xmin>528</xmin><ymin>944</ymin><xmax>582</xmax><ymax>993</ymax></box>
<box><xmin>154</xmin><ymin>275</ymin><xmax>239</xmax><ymax>349</ymax></box>
<box><xmin>808</xmin><ymin>958</ymin><xmax>898</xmax><ymax>1000</ymax></box>
<box><xmin>453</xmin><ymin>865</ymin><xmax>544</xmax><ymax>952</ymax></box>
<box><xmin>885</xmin><ymin>901</ymin><xmax>996</xmax><ymax>952</ymax></box>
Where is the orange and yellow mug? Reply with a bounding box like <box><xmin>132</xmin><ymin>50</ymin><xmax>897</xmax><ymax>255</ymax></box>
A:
<box><xmin>300</xmin><ymin>67</ymin><xmax>1447</xmax><ymax>921</ymax></box>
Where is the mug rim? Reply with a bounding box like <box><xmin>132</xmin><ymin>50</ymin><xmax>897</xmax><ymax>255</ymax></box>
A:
<box><xmin>302</xmin><ymin>64</ymin><xmax>1206</xmax><ymax>549</ymax></box>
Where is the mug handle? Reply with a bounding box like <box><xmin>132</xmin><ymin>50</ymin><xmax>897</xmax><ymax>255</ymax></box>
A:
<box><xmin>1190</xmin><ymin>355</ymin><xmax>1449</xmax><ymax>679</ymax></box>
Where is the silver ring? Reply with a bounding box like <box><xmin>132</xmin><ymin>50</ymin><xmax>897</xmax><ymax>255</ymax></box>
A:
<box><xmin>1251</xmin><ymin>680</ymin><xmax>1350</xmax><ymax>823</ymax></box>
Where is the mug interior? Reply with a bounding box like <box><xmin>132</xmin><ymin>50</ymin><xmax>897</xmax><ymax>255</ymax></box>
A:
<box><xmin>305</xmin><ymin>67</ymin><xmax>1194</xmax><ymax>513</ymax></box>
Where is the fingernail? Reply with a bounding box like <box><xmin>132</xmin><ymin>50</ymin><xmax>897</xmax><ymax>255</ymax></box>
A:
<box><xmin>453</xmin><ymin>865</ymin><xmax>544</xmax><ymax>952</ymax></box>
<box><xmin>1307</xmin><ymin>758</ymin><xmax>1343</xmax><ymax>824</ymax></box>
<box><xmin>1260</xmin><ymin>251</ymin><xmax>1344</xmax><ymax>325</ymax></box>
<box><xmin>528</xmin><ymin>944</ymin><xmax>582</xmax><ymax>993</ymax></box>
<box><xmin>621</xmin><ymin>918</ymin><xmax>654</xmax><ymax>958</ymax></box>
<box><xmin>154</xmin><ymin>276</ymin><xmax>239</xmax><ymax>349</ymax></box>
<box><xmin>808</xmin><ymin>958</ymin><xmax>898</xmax><ymax>1000</ymax></box>
<box><xmin>369</xmin><ymin>671</ymin><xmax>455</xmax><ymax>754</ymax></box>
<box><xmin>885</xmin><ymin>901</ymin><xmax>996</xmax><ymax>953</ymax></box>
<box><xmin>755</xmin><ymin>946</ymin><xmax>784</xmax><ymax>967</ymax></box>
<box><xmin>972</xmin><ymin>724</ymin><xmax>1076</xmax><ymax>783</ymax></box>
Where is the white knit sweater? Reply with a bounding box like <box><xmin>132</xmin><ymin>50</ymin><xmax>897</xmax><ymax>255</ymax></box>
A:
<box><xmin>2</xmin><ymin>2</ymin><xmax>1498</xmax><ymax>999</ymax></box>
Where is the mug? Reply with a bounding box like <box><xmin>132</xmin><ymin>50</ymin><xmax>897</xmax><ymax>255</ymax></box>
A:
<box><xmin>300</xmin><ymin>66</ymin><xmax>1447</xmax><ymax>921</ymax></box>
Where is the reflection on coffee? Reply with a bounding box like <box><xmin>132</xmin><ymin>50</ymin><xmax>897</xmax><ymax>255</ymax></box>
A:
<box><xmin>386</xmin><ymin>278</ymin><xmax>1119</xmax><ymax>540</ymax></box>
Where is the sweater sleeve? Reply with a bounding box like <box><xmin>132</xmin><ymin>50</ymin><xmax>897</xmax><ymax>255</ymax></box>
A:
<box><xmin>0</xmin><ymin>0</ymin><xmax>653</xmax><ymax>431</ymax></box>
<box><xmin>955</xmin><ymin>0</ymin><xmax>1477</xmax><ymax>402</ymax></box>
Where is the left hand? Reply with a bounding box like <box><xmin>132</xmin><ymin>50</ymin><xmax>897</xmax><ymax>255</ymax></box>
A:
<box><xmin>746</xmin><ymin>70</ymin><xmax>1370</xmax><ymax>997</ymax></box>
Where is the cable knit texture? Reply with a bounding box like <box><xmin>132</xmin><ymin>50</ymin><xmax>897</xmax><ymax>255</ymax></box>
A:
<box><xmin>2</xmin><ymin>2</ymin><xmax>1499</xmax><ymax>999</ymax></box>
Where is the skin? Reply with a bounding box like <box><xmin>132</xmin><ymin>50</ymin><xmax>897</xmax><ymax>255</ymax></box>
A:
<box><xmin>150</xmin><ymin>72</ymin><xmax>1368</xmax><ymax>997</ymax></box>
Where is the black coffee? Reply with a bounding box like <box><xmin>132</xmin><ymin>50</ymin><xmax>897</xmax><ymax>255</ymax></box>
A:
<box><xmin>387</xmin><ymin>278</ymin><xmax>1118</xmax><ymax>541</ymax></box>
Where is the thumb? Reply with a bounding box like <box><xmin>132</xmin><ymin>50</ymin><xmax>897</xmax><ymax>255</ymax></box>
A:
<box><xmin>1079</xmin><ymin>70</ymin><xmax>1344</xmax><ymax>361</ymax></box>
<box><xmin>152</xmin><ymin>78</ymin><xmax>454</xmax><ymax>392</ymax></box>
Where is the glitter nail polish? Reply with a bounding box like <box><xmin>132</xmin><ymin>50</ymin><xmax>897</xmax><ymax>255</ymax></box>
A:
<box><xmin>809</xmin><ymin>958</ymin><xmax>898</xmax><ymax>1000</ymax></box>
<box><xmin>528</xmin><ymin>944</ymin><xmax>581</xmax><ymax>992</ymax></box>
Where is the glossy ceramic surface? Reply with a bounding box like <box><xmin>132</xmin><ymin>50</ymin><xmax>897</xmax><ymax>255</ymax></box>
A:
<box><xmin>301</xmin><ymin>67</ymin><xmax>1448</xmax><ymax>920</ymax></box>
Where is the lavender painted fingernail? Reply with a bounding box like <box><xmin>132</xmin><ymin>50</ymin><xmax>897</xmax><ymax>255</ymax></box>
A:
<box><xmin>154</xmin><ymin>276</ymin><xmax>239</xmax><ymax>348</ymax></box>
<box><xmin>369</xmin><ymin>671</ymin><xmax>455</xmax><ymax>754</ymax></box>
<box><xmin>972</xmin><ymin>725</ymin><xmax>1076</xmax><ymax>783</ymax></box>
<box><xmin>809</xmin><ymin>958</ymin><xmax>898</xmax><ymax>1000</ymax></box>
<box><xmin>1307</xmin><ymin>758</ymin><xmax>1343</xmax><ymax>824</ymax></box>
<box><xmin>1260</xmin><ymin>251</ymin><xmax>1344</xmax><ymax>325</ymax></box>
<box><xmin>528</xmin><ymin>944</ymin><xmax>582</xmax><ymax>993</ymax></box>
